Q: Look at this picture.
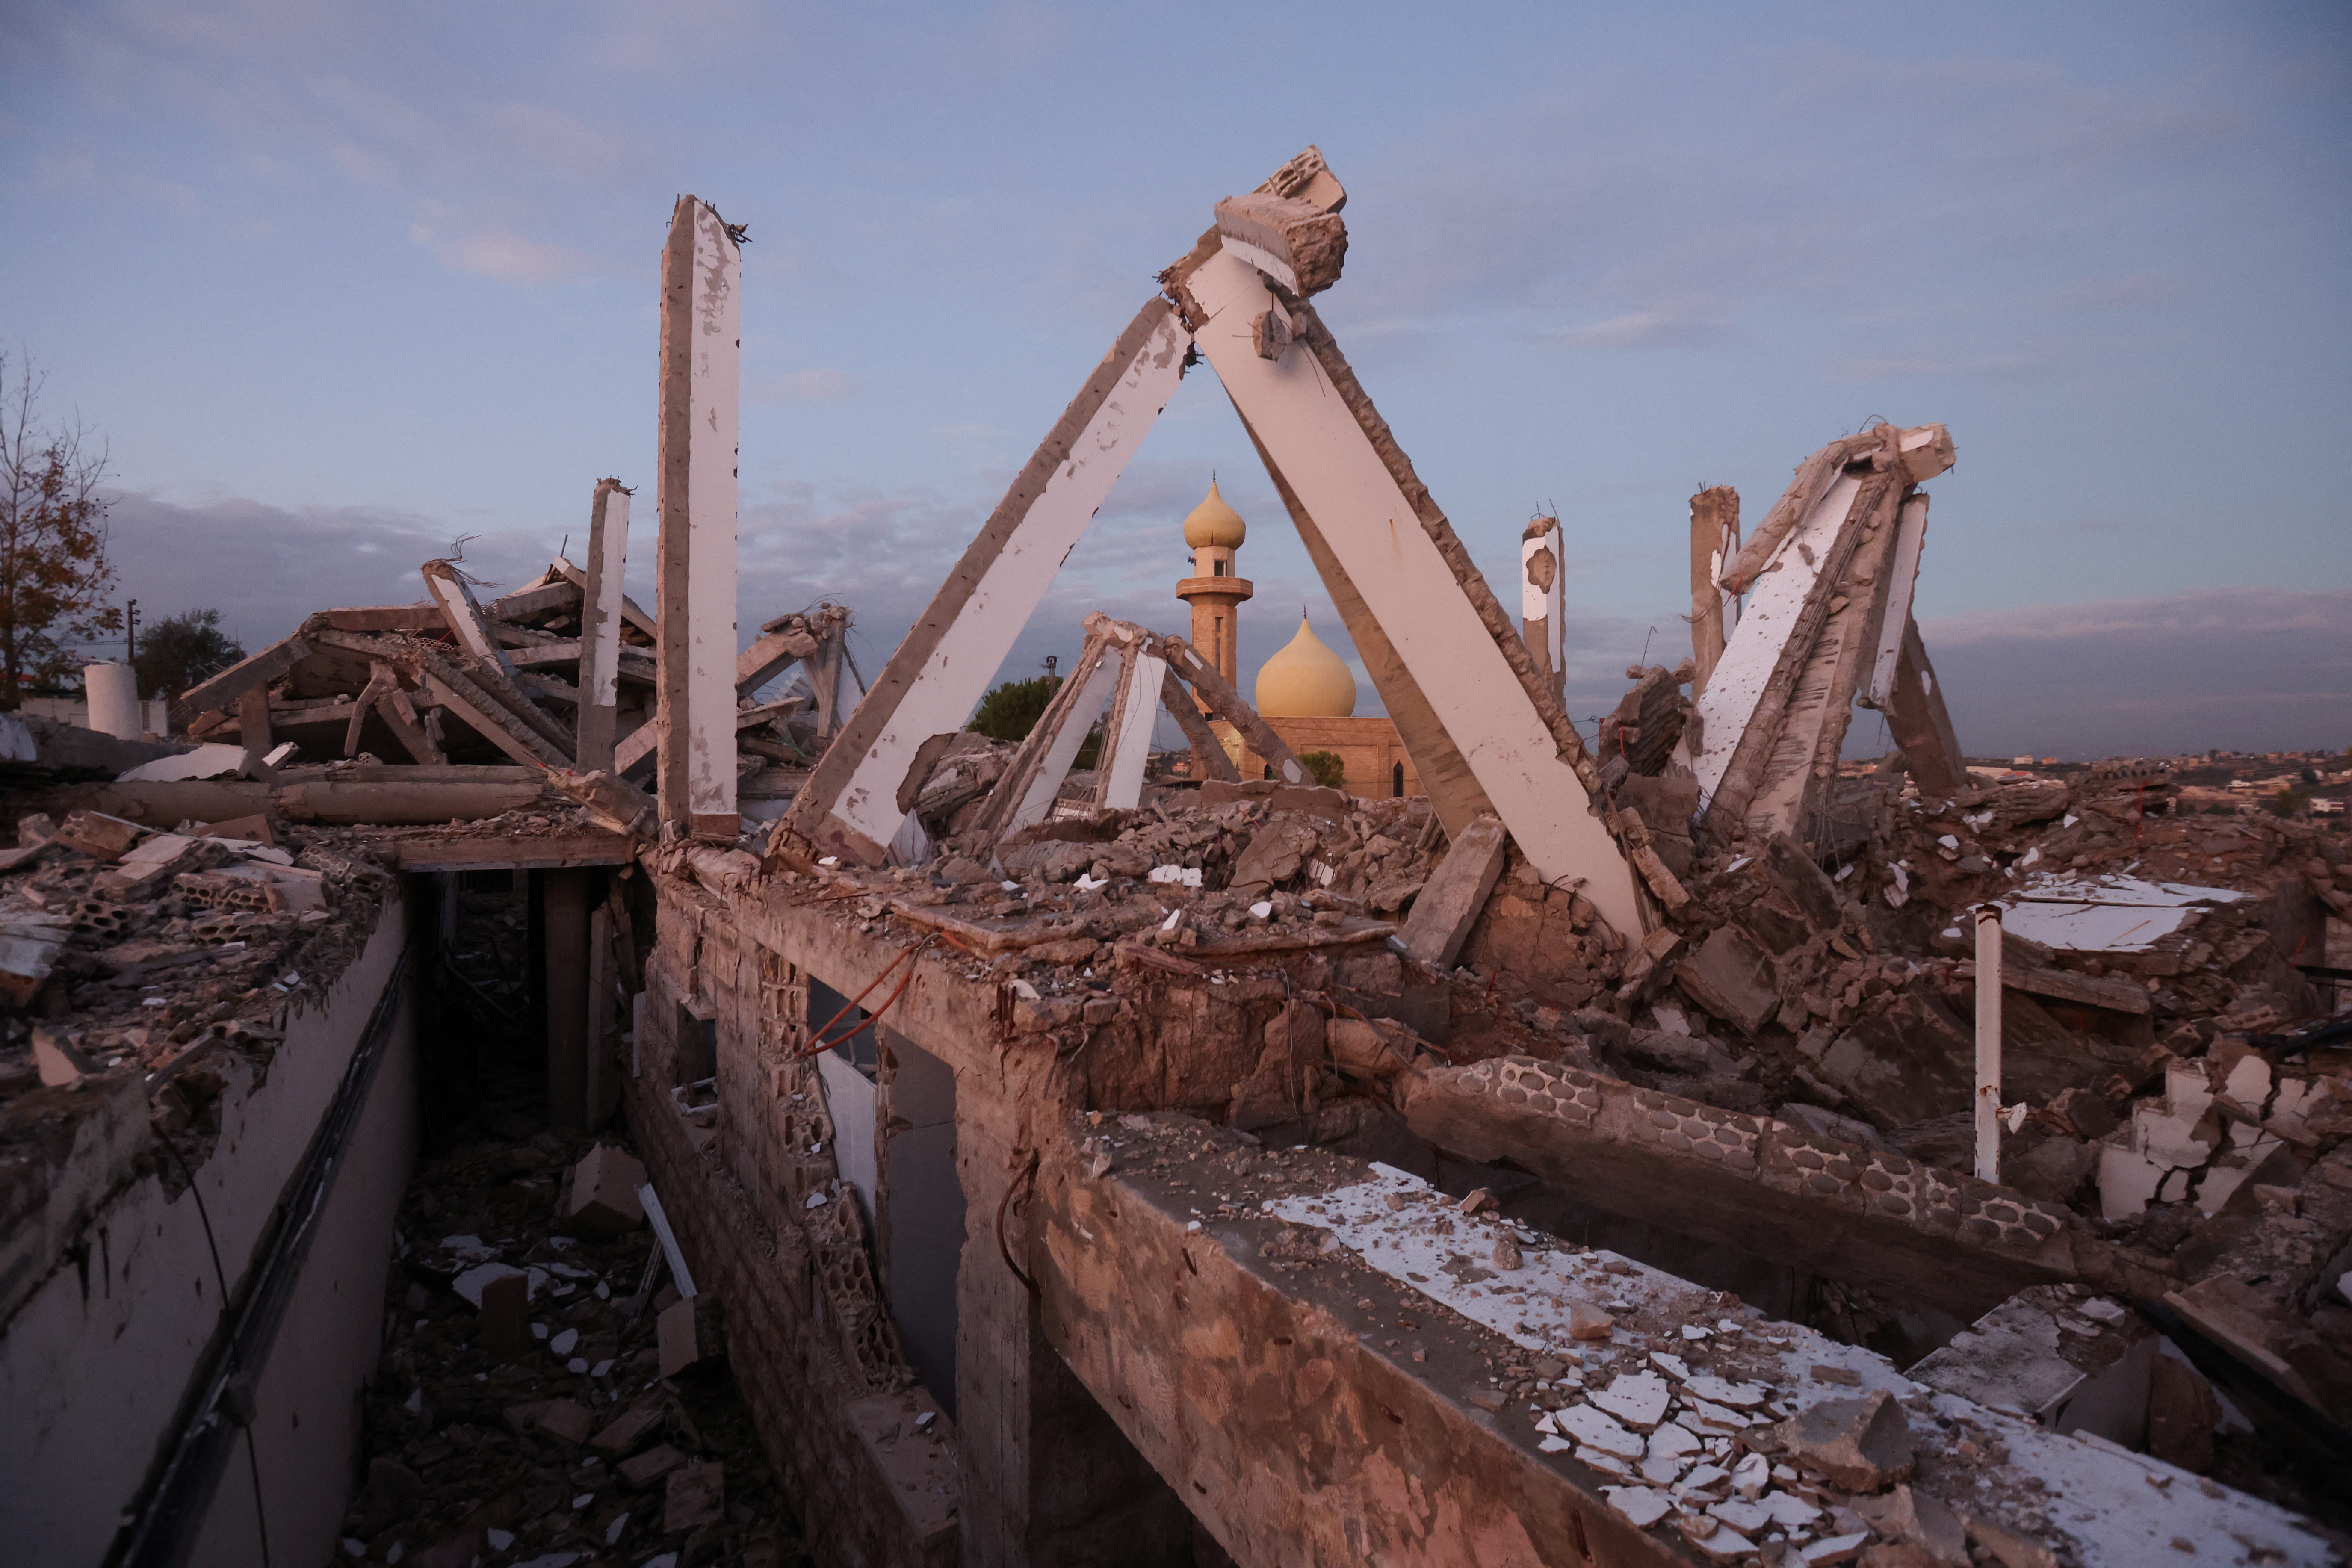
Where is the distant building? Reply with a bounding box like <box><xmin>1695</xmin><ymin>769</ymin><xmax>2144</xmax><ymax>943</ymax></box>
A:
<box><xmin>1173</xmin><ymin>482</ymin><xmax>1420</xmax><ymax>798</ymax></box>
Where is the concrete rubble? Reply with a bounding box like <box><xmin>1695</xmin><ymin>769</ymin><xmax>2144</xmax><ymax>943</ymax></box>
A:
<box><xmin>5</xmin><ymin>147</ymin><xmax>2349</xmax><ymax>1568</ymax></box>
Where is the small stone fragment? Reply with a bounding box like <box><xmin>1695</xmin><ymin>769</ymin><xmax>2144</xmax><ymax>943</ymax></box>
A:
<box><xmin>664</xmin><ymin>1460</ymin><xmax>725</xmax><ymax>1533</ymax></box>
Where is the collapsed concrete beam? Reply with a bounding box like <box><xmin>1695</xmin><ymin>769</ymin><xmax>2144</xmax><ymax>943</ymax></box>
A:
<box><xmin>422</xmin><ymin>559</ymin><xmax>526</xmax><ymax>687</ymax></box>
<box><xmin>783</xmin><ymin>300</ymin><xmax>1191</xmax><ymax>863</ymax></box>
<box><xmin>1395</xmin><ymin>814</ymin><xmax>1509</xmax><ymax>971</ymax></box>
<box><xmin>550</xmin><ymin>555</ymin><xmax>655</xmax><ymax>638</ymax></box>
<box><xmin>310</xmin><ymin>605</ymin><xmax>444</xmax><ymax>635</ymax></box>
<box><xmin>735</xmin><ymin>625</ymin><xmax>821</xmax><ymax>697</ymax></box>
<box><xmin>1094</xmin><ymin>637</ymin><xmax>1167</xmax><ymax>813</ymax></box>
<box><xmin>1147</xmin><ymin>631</ymin><xmax>1304</xmax><ymax>786</ymax></box>
<box><xmin>1158</xmin><ymin>666</ymin><xmax>1240</xmax><ymax>783</ymax></box>
<box><xmin>656</xmin><ymin>195</ymin><xmax>742</xmax><ymax>836</ymax></box>
<box><xmin>574</xmin><ymin>481</ymin><xmax>632</xmax><ymax>771</ymax></box>
<box><xmin>308</xmin><ymin>629</ymin><xmax>570</xmax><ymax>769</ymax></box>
<box><xmin>1863</xmin><ymin>493</ymin><xmax>1928</xmax><ymax>712</ymax></box>
<box><xmin>1882</xmin><ymin>617</ymin><xmax>1968</xmax><ymax>799</ymax></box>
<box><xmin>1397</xmin><ymin>1056</ymin><xmax>2172</xmax><ymax>1317</ymax></box>
<box><xmin>171</xmin><ymin>634</ymin><xmax>312</xmax><ymax>730</ymax></box>
<box><xmin>1176</xmin><ymin>247</ymin><xmax>1645</xmax><ymax>938</ymax></box>
<box><xmin>1692</xmin><ymin>425</ymin><xmax>1955</xmax><ymax>849</ymax></box>
<box><xmin>490</xmin><ymin>577</ymin><xmax>583</xmax><ymax>620</ymax></box>
<box><xmin>974</xmin><ymin>630</ymin><xmax>1124</xmax><ymax>839</ymax></box>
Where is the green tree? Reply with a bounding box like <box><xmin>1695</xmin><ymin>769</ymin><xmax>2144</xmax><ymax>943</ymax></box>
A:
<box><xmin>0</xmin><ymin>352</ymin><xmax>119</xmax><ymax>706</ymax></box>
<box><xmin>968</xmin><ymin>674</ymin><xmax>1061</xmax><ymax>741</ymax></box>
<box><xmin>1298</xmin><ymin>749</ymin><xmax>1347</xmax><ymax>791</ymax></box>
<box><xmin>967</xmin><ymin>673</ymin><xmax>1102</xmax><ymax>766</ymax></box>
<box><xmin>133</xmin><ymin>608</ymin><xmax>245</xmax><ymax>701</ymax></box>
<box><xmin>2268</xmin><ymin>786</ymin><xmax>2309</xmax><ymax>818</ymax></box>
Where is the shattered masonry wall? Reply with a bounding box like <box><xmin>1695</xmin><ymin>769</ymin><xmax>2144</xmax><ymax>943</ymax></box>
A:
<box><xmin>629</xmin><ymin>878</ymin><xmax>955</xmax><ymax>1568</ymax></box>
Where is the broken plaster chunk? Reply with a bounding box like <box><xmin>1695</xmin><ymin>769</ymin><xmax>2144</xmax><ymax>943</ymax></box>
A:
<box><xmin>1729</xmin><ymin>1450</ymin><xmax>1771</xmax><ymax>1499</ymax></box>
<box><xmin>1605</xmin><ymin>1485</ymin><xmax>1675</xmax><ymax>1529</ymax></box>
<box><xmin>1554</xmin><ymin>1402</ymin><xmax>1646</xmax><ymax>1460</ymax></box>
<box><xmin>1648</xmin><ymin>1421</ymin><xmax>1702</xmax><ymax>1462</ymax></box>
<box><xmin>452</xmin><ymin>1261</ymin><xmax>529</xmax><ymax>1308</ymax></box>
<box><xmin>1683</xmin><ymin>1373</ymin><xmax>1770</xmax><ymax>1409</ymax></box>
<box><xmin>1802</xmin><ymin>1532</ymin><xmax>1872</xmax><ymax>1567</ymax></box>
<box><xmin>1680</xmin><ymin>1516</ymin><xmax>1757</xmax><ymax>1563</ymax></box>
<box><xmin>1589</xmin><ymin>1370</ymin><xmax>1672</xmax><ymax>1431</ymax></box>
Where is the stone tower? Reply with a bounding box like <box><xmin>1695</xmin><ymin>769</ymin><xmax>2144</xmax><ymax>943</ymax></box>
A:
<box><xmin>1174</xmin><ymin>480</ymin><xmax>1253</xmax><ymax>687</ymax></box>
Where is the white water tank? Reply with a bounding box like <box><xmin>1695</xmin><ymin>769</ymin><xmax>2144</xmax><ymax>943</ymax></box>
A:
<box><xmin>84</xmin><ymin>661</ymin><xmax>142</xmax><ymax>739</ymax></box>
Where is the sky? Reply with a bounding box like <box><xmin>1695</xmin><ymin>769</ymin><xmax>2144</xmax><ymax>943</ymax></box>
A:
<box><xmin>2</xmin><ymin>0</ymin><xmax>2347</xmax><ymax>761</ymax></box>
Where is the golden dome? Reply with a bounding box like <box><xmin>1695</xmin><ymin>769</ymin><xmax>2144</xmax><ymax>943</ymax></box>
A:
<box><xmin>1182</xmin><ymin>480</ymin><xmax>1247</xmax><ymax>550</ymax></box>
<box><xmin>1255</xmin><ymin>612</ymin><xmax>1356</xmax><ymax>718</ymax></box>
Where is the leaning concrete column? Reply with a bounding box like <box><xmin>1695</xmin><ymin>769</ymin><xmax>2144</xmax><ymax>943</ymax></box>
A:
<box><xmin>577</xmin><ymin>478</ymin><xmax>631</xmax><ymax>771</ymax></box>
<box><xmin>656</xmin><ymin>195</ymin><xmax>742</xmax><ymax>835</ymax></box>
<box><xmin>1688</xmin><ymin>485</ymin><xmax>1739</xmax><ymax>695</ymax></box>
<box><xmin>1974</xmin><ymin>904</ymin><xmax>2003</xmax><ymax>1184</ymax></box>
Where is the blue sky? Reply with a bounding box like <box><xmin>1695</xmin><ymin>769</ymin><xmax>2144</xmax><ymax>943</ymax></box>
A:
<box><xmin>3</xmin><ymin>1</ymin><xmax>2346</xmax><ymax>757</ymax></box>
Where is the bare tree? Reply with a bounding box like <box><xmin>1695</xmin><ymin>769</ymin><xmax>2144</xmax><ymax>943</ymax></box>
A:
<box><xmin>0</xmin><ymin>351</ymin><xmax>120</xmax><ymax>706</ymax></box>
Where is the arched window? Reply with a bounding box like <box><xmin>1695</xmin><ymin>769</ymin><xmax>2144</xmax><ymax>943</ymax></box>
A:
<box><xmin>1392</xmin><ymin>762</ymin><xmax>1404</xmax><ymax>797</ymax></box>
<box><xmin>1264</xmin><ymin>762</ymin><xmax>1274</xmax><ymax>781</ymax></box>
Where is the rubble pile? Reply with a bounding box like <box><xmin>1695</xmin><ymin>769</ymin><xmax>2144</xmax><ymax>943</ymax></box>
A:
<box><xmin>348</xmin><ymin>1131</ymin><xmax>809</xmax><ymax>1568</ymax></box>
<box><xmin>721</xmin><ymin>696</ymin><xmax>2352</xmax><ymax>1513</ymax></box>
<box><xmin>168</xmin><ymin>551</ymin><xmax>854</xmax><ymax>791</ymax></box>
<box><xmin>0</xmin><ymin>806</ymin><xmax>395</xmax><ymax>1113</ymax></box>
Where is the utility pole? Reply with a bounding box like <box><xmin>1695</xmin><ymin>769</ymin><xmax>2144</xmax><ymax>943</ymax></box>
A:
<box><xmin>125</xmin><ymin>599</ymin><xmax>139</xmax><ymax>671</ymax></box>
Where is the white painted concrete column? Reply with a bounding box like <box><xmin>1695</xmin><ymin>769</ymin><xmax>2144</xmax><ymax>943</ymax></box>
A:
<box><xmin>1974</xmin><ymin>904</ymin><xmax>2004</xmax><ymax>1184</ymax></box>
<box><xmin>656</xmin><ymin>196</ymin><xmax>741</xmax><ymax>836</ymax></box>
<box><xmin>1867</xmin><ymin>494</ymin><xmax>1930</xmax><ymax>710</ymax></box>
<box><xmin>577</xmin><ymin>478</ymin><xmax>631</xmax><ymax>771</ymax></box>
<box><xmin>84</xmin><ymin>662</ymin><xmax>141</xmax><ymax>739</ymax></box>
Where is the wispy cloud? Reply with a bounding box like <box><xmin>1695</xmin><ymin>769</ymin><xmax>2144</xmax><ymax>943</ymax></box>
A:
<box><xmin>408</xmin><ymin>221</ymin><xmax>596</xmax><ymax>284</ymax></box>
<box><xmin>1830</xmin><ymin>351</ymin><xmax>2045</xmax><ymax>383</ymax></box>
<box><xmin>1547</xmin><ymin>302</ymin><xmax>1740</xmax><ymax>351</ymax></box>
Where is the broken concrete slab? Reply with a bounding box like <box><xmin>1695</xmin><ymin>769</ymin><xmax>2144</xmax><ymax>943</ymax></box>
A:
<box><xmin>657</xmin><ymin>1293</ymin><xmax>723</xmax><ymax>1378</ymax></box>
<box><xmin>561</xmin><ymin>1143</ymin><xmax>647</xmax><ymax>1235</ymax></box>
<box><xmin>1773</xmin><ymin>1389</ymin><xmax>1914</xmax><ymax>1492</ymax></box>
<box><xmin>1674</xmin><ymin>923</ymin><xmax>1779</xmax><ymax>1036</ymax></box>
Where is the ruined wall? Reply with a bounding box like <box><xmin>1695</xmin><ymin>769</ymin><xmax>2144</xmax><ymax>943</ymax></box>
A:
<box><xmin>0</xmin><ymin>894</ymin><xmax>412</xmax><ymax>1568</ymax></box>
<box><xmin>633</xmin><ymin>863</ymin><xmax>1203</xmax><ymax>1567</ymax></box>
<box><xmin>628</xmin><ymin>878</ymin><xmax>957</xmax><ymax>1568</ymax></box>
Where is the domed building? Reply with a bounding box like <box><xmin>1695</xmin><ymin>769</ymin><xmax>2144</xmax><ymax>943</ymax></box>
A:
<box><xmin>1170</xmin><ymin>480</ymin><xmax>1419</xmax><ymax>798</ymax></box>
<box><xmin>1256</xmin><ymin>612</ymin><xmax>1356</xmax><ymax>718</ymax></box>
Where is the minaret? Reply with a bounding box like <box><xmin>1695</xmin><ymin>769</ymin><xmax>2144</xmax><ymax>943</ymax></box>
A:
<box><xmin>1175</xmin><ymin>480</ymin><xmax>1253</xmax><ymax>687</ymax></box>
